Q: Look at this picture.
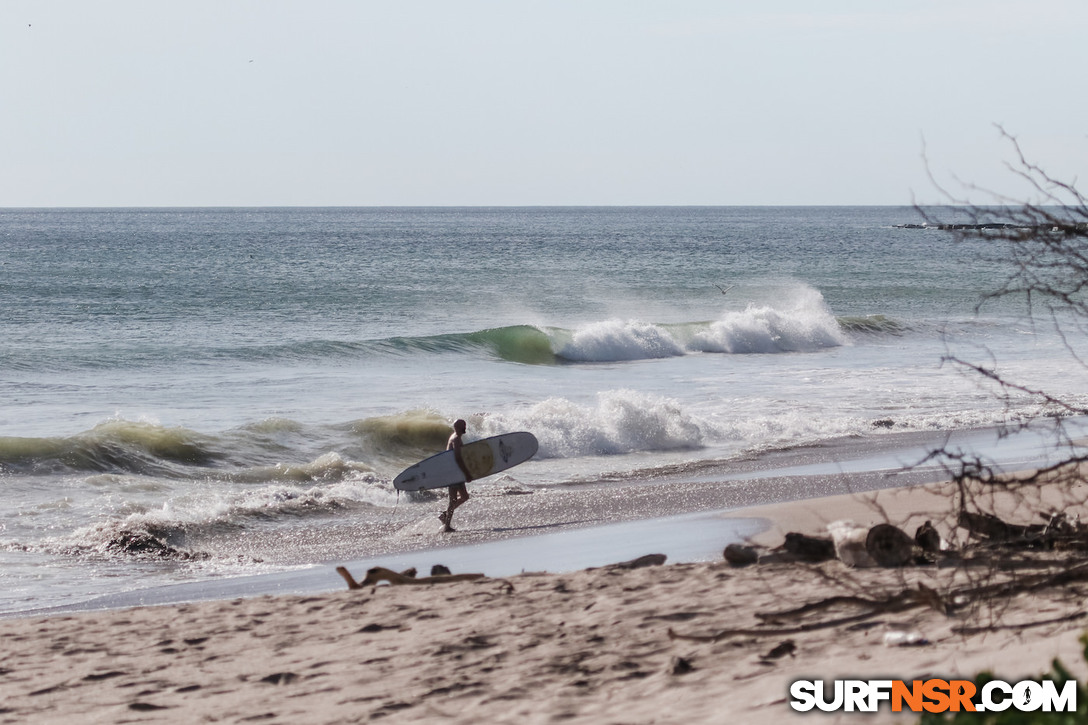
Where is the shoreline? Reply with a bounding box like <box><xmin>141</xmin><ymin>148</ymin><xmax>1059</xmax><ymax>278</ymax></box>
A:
<box><xmin>4</xmin><ymin>471</ymin><xmax>1088</xmax><ymax>723</ymax></box>
<box><xmin>10</xmin><ymin>510</ymin><xmax>767</xmax><ymax>619</ymax></box>
<box><xmin>5</xmin><ymin>421</ymin><xmax>1082</xmax><ymax>620</ymax></box>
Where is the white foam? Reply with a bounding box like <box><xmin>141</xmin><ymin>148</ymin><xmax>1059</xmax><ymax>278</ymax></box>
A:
<box><xmin>56</xmin><ymin>466</ymin><xmax>404</xmax><ymax>559</ymax></box>
<box><xmin>234</xmin><ymin>452</ymin><xmax>375</xmax><ymax>484</ymax></box>
<box><xmin>557</xmin><ymin>320</ymin><xmax>685</xmax><ymax>362</ymax></box>
<box><xmin>690</xmin><ymin>286</ymin><xmax>848</xmax><ymax>354</ymax></box>
<box><xmin>209</xmin><ymin>471</ymin><xmax>403</xmax><ymax>519</ymax></box>
<box><xmin>550</xmin><ymin>286</ymin><xmax>846</xmax><ymax>363</ymax></box>
<box><xmin>478</xmin><ymin>389</ymin><xmax>708</xmax><ymax>458</ymax></box>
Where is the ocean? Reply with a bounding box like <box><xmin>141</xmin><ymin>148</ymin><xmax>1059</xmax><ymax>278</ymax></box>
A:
<box><xmin>2</xmin><ymin>206</ymin><xmax>1085</xmax><ymax>614</ymax></box>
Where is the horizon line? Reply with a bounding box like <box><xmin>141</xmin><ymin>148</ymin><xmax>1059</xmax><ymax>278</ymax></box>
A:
<box><xmin>0</xmin><ymin>203</ymin><xmax>945</xmax><ymax>211</ymax></box>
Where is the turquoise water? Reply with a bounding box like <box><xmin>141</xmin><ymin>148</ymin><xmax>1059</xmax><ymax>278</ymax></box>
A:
<box><xmin>1</xmin><ymin>206</ymin><xmax>1084</xmax><ymax>612</ymax></box>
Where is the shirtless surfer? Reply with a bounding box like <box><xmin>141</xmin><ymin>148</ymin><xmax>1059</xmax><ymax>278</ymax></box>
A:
<box><xmin>439</xmin><ymin>419</ymin><xmax>473</xmax><ymax>532</ymax></box>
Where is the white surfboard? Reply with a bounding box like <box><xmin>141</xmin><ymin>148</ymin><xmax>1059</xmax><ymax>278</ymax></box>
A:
<box><xmin>393</xmin><ymin>431</ymin><xmax>539</xmax><ymax>492</ymax></box>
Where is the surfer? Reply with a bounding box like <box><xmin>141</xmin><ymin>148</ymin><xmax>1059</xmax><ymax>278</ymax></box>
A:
<box><xmin>439</xmin><ymin>419</ymin><xmax>473</xmax><ymax>532</ymax></box>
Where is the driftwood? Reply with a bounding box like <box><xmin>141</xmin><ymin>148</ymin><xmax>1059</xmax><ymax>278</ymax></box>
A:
<box><xmin>958</xmin><ymin>511</ymin><xmax>1044</xmax><ymax>542</ymax></box>
<box><xmin>671</xmin><ymin>562</ymin><xmax>1088</xmax><ymax>643</ymax></box>
<box><xmin>783</xmin><ymin>533</ymin><xmax>836</xmax><ymax>562</ymax></box>
<box><xmin>616</xmin><ymin>553</ymin><xmax>667</xmax><ymax>569</ymax></box>
<box><xmin>865</xmin><ymin>524</ymin><xmax>915</xmax><ymax>567</ymax></box>
<box><xmin>728</xmin><ymin>509</ymin><xmax>1088</xmax><ymax>572</ymax></box>
<box><xmin>723</xmin><ymin>544</ymin><xmax>759</xmax><ymax>567</ymax></box>
<box><xmin>723</xmin><ymin>536</ymin><xmax>836</xmax><ymax>568</ymax></box>
<box><xmin>958</xmin><ymin>510</ymin><xmax>1088</xmax><ymax>550</ymax></box>
<box><xmin>704</xmin><ymin>506</ymin><xmax>1088</xmax><ymax>646</ymax></box>
<box><xmin>591</xmin><ymin>554</ymin><xmax>668</xmax><ymax>571</ymax></box>
<box><xmin>914</xmin><ymin>521</ymin><xmax>941</xmax><ymax>553</ymax></box>
<box><xmin>828</xmin><ymin>521</ymin><xmax>877</xmax><ymax>567</ymax></box>
<box><xmin>952</xmin><ymin>610</ymin><xmax>1088</xmax><ymax>636</ymax></box>
<box><xmin>337</xmin><ymin>565</ymin><xmax>486</xmax><ymax>590</ymax></box>
<box><xmin>723</xmin><ymin>524</ymin><xmax>921</xmax><ymax>569</ymax></box>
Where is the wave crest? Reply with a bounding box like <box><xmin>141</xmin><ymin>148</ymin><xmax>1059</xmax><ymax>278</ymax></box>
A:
<box><xmin>352</xmin><ymin>411</ymin><xmax>453</xmax><ymax>457</ymax></box>
<box><xmin>540</xmin><ymin>287</ymin><xmax>851</xmax><ymax>363</ymax></box>
<box><xmin>556</xmin><ymin>320</ymin><xmax>686</xmax><ymax>362</ymax></box>
<box><xmin>690</xmin><ymin>288</ymin><xmax>848</xmax><ymax>354</ymax></box>
<box><xmin>225</xmin><ymin>452</ymin><xmax>374</xmax><ymax>484</ymax></box>
<box><xmin>0</xmin><ymin>420</ymin><xmax>222</xmax><ymax>476</ymax></box>
<box><xmin>478</xmin><ymin>390</ymin><xmax>707</xmax><ymax>458</ymax></box>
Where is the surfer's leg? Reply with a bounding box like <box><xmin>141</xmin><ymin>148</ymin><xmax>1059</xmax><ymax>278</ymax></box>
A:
<box><xmin>442</xmin><ymin>484</ymin><xmax>469</xmax><ymax>531</ymax></box>
<box><xmin>451</xmin><ymin>484</ymin><xmax>469</xmax><ymax>514</ymax></box>
<box><xmin>440</xmin><ymin>488</ymin><xmax>455</xmax><ymax>527</ymax></box>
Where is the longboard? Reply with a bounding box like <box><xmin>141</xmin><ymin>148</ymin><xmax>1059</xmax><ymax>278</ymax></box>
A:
<box><xmin>393</xmin><ymin>431</ymin><xmax>539</xmax><ymax>492</ymax></box>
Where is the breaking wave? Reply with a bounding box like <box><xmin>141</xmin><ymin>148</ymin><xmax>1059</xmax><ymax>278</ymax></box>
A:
<box><xmin>0</xmin><ymin>419</ymin><xmax>378</xmax><ymax>480</ymax></box>
<box><xmin>3</xmin><ymin>290</ymin><xmax>899</xmax><ymax>372</ymax></box>
<box><xmin>48</xmin><ymin>472</ymin><xmax>399</xmax><ymax>562</ymax></box>
<box><xmin>349</xmin><ymin>411</ymin><xmax>456</xmax><ymax>457</ymax></box>
<box><xmin>0</xmin><ymin>420</ymin><xmax>225</xmax><ymax>476</ymax></box>
<box><xmin>389</xmin><ymin>287</ymin><xmax>858</xmax><ymax>365</ymax></box>
<box><xmin>474</xmin><ymin>389</ymin><xmax>710</xmax><ymax>458</ymax></box>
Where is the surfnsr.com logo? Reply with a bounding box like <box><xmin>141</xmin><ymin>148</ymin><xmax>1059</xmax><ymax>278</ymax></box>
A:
<box><xmin>790</xmin><ymin>679</ymin><xmax>1078</xmax><ymax>713</ymax></box>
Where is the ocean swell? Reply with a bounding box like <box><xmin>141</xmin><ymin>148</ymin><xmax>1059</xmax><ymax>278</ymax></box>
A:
<box><xmin>380</xmin><ymin>326</ymin><xmax>558</xmax><ymax>365</ymax></box>
<box><xmin>0</xmin><ymin>419</ymin><xmax>383</xmax><ymax>483</ymax></box>
<box><xmin>0</xmin><ymin>420</ymin><xmax>223</xmax><ymax>476</ymax></box>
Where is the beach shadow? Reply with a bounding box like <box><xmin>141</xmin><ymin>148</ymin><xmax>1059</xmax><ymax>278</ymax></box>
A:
<box><xmin>489</xmin><ymin>519</ymin><xmax>597</xmax><ymax>534</ymax></box>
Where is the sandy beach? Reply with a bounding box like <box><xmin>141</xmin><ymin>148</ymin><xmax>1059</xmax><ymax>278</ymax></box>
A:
<box><xmin>4</xmin><ymin>461</ymin><xmax>1088</xmax><ymax>725</ymax></box>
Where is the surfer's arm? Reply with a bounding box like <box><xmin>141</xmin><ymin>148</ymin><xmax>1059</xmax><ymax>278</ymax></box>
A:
<box><xmin>453</xmin><ymin>450</ymin><xmax>473</xmax><ymax>482</ymax></box>
<box><xmin>450</xmin><ymin>440</ymin><xmax>474</xmax><ymax>483</ymax></box>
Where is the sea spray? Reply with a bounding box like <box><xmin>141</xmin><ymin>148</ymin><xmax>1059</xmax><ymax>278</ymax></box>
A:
<box><xmin>476</xmin><ymin>390</ymin><xmax>708</xmax><ymax>458</ymax></box>
<box><xmin>536</xmin><ymin>287</ymin><xmax>849</xmax><ymax>363</ymax></box>
<box><xmin>556</xmin><ymin>320</ymin><xmax>686</xmax><ymax>362</ymax></box>
<box><xmin>690</xmin><ymin>286</ymin><xmax>848</xmax><ymax>354</ymax></box>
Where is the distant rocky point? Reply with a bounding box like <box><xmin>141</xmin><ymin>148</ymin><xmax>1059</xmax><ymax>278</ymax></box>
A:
<box><xmin>895</xmin><ymin>222</ymin><xmax>1088</xmax><ymax>233</ymax></box>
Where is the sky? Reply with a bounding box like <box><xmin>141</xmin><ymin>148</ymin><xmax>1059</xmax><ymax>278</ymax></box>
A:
<box><xmin>2</xmin><ymin>1</ymin><xmax>1087</xmax><ymax>207</ymax></box>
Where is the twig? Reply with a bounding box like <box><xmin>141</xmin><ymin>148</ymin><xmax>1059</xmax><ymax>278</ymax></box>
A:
<box><xmin>337</xmin><ymin>565</ymin><xmax>486</xmax><ymax>589</ymax></box>
<box><xmin>670</xmin><ymin>561</ymin><xmax>1088</xmax><ymax>643</ymax></box>
<box><xmin>952</xmin><ymin>610</ymin><xmax>1087</xmax><ymax>636</ymax></box>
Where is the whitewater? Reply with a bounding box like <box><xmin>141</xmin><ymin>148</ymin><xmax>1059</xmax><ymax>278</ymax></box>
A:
<box><xmin>2</xmin><ymin>206</ymin><xmax>1087</xmax><ymax>613</ymax></box>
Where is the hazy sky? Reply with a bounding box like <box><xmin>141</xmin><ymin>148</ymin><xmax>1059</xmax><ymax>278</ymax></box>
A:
<box><xmin>3</xmin><ymin>1</ymin><xmax>1086</xmax><ymax>206</ymax></box>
